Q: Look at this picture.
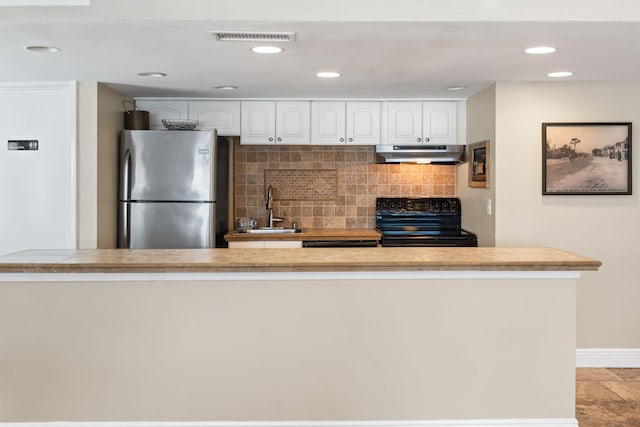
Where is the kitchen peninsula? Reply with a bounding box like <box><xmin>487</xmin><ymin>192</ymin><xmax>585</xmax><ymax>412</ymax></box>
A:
<box><xmin>0</xmin><ymin>247</ymin><xmax>600</xmax><ymax>426</ymax></box>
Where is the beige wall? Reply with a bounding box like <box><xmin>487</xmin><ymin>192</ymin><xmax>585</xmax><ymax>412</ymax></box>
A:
<box><xmin>494</xmin><ymin>82</ymin><xmax>640</xmax><ymax>348</ymax></box>
<box><xmin>77</xmin><ymin>82</ymin><xmax>128</xmax><ymax>249</ymax></box>
<box><xmin>76</xmin><ymin>81</ymin><xmax>98</xmax><ymax>249</ymax></box>
<box><xmin>459</xmin><ymin>84</ymin><xmax>496</xmax><ymax>246</ymax></box>
<box><xmin>97</xmin><ymin>83</ymin><xmax>129</xmax><ymax>248</ymax></box>
<box><xmin>0</xmin><ymin>276</ymin><xmax>577</xmax><ymax>421</ymax></box>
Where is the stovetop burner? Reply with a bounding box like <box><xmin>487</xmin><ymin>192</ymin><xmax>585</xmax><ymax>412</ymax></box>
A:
<box><xmin>376</xmin><ymin>197</ymin><xmax>478</xmax><ymax>247</ymax></box>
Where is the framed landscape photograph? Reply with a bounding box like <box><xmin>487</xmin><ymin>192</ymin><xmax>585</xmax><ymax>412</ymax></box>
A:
<box><xmin>468</xmin><ymin>140</ymin><xmax>489</xmax><ymax>188</ymax></box>
<box><xmin>542</xmin><ymin>122</ymin><xmax>632</xmax><ymax>195</ymax></box>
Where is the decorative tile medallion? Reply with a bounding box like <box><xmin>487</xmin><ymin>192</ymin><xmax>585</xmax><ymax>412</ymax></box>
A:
<box><xmin>265</xmin><ymin>169</ymin><xmax>337</xmax><ymax>201</ymax></box>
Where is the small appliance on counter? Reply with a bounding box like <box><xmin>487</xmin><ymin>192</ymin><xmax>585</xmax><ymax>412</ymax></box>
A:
<box><xmin>118</xmin><ymin>129</ymin><xmax>230</xmax><ymax>249</ymax></box>
<box><xmin>376</xmin><ymin>197</ymin><xmax>477</xmax><ymax>247</ymax></box>
<box><xmin>235</xmin><ymin>217</ymin><xmax>257</xmax><ymax>231</ymax></box>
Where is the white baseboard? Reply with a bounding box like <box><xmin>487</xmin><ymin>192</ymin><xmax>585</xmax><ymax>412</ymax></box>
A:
<box><xmin>0</xmin><ymin>420</ymin><xmax>579</xmax><ymax>427</ymax></box>
<box><xmin>577</xmin><ymin>348</ymin><xmax>640</xmax><ymax>368</ymax></box>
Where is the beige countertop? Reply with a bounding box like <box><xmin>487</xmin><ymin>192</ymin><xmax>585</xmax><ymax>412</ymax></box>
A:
<box><xmin>224</xmin><ymin>228</ymin><xmax>381</xmax><ymax>242</ymax></box>
<box><xmin>0</xmin><ymin>247</ymin><xmax>601</xmax><ymax>273</ymax></box>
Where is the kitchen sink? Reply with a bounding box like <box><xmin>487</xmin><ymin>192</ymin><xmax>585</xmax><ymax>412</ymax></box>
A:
<box><xmin>235</xmin><ymin>227</ymin><xmax>302</xmax><ymax>234</ymax></box>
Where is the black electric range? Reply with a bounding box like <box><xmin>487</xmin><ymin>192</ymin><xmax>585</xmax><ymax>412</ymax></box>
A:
<box><xmin>376</xmin><ymin>197</ymin><xmax>478</xmax><ymax>247</ymax></box>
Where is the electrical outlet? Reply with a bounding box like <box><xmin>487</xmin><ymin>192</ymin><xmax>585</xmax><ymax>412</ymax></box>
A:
<box><xmin>486</xmin><ymin>198</ymin><xmax>492</xmax><ymax>215</ymax></box>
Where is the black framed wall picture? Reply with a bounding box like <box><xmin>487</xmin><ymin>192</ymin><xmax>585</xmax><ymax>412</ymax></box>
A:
<box><xmin>468</xmin><ymin>140</ymin><xmax>489</xmax><ymax>188</ymax></box>
<box><xmin>542</xmin><ymin>122</ymin><xmax>632</xmax><ymax>195</ymax></box>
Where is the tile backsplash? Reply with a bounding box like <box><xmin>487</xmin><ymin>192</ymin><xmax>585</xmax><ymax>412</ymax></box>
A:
<box><xmin>233</xmin><ymin>142</ymin><xmax>457</xmax><ymax>229</ymax></box>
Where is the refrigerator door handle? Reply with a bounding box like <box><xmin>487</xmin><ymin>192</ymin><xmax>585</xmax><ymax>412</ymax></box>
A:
<box><xmin>120</xmin><ymin>148</ymin><xmax>132</xmax><ymax>201</ymax></box>
<box><xmin>118</xmin><ymin>202</ymin><xmax>131</xmax><ymax>248</ymax></box>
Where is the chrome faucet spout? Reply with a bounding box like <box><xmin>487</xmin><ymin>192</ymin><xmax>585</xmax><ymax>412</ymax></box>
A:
<box><xmin>265</xmin><ymin>185</ymin><xmax>282</xmax><ymax>227</ymax></box>
<box><xmin>266</xmin><ymin>184</ymin><xmax>273</xmax><ymax>210</ymax></box>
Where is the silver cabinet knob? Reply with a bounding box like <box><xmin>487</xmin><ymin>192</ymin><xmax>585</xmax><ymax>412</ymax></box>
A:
<box><xmin>277</xmin><ymin>137</ymin><xmax>282</xmax><ymax>142</ymax></box>
<box><xmin>348</xmin><ymin>137</ymin><xmax>353</xmax><ymax>142</ymax></box>
<box><xmin>417</xmin><ymin>137</ymin><xmax>422</xmax><ymax>142</ymax></box>
<box><xmin>339</xmin><ymin>137</ymin><xmax>345</xmax><ymax>142</ymax></box>
<box><xmin>268</xmin><ymin>137</ymin><xmax>274</xmax><ymax>142</ymax></box>
<box><xmin>425</xmin><ymin>137</ymin><xmax>430</xmax><ymax>142</ymax></box>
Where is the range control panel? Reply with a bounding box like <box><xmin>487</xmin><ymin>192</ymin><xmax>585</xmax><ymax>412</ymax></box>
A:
<box><xmin>376</xmin><ymin>197</ymin><xmax>461</xmax><ymax>214</ymax></box>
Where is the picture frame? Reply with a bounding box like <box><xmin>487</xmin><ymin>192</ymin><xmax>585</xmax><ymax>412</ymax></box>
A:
<box><xmin>542</xmin><ymin>122</ymin><xmax>632</xmax><ymax>195</ymax></box>
<box><xmin>468</xmin><ymin>140</ymin><xmax>489</xmax><ymax>188</ymax></box>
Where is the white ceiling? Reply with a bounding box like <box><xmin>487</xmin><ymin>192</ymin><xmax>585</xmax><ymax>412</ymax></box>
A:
<box><xmin>3</xmin><ymin>1</ymin><xmax>640</xmax><ymax>99</ymax></box>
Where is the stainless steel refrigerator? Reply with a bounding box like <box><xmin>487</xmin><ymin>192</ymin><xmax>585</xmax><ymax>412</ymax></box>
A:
<box><xmin>118</xmin><ymin>130</ymin><xmax>230</xmax><ymax>249</ymax></box>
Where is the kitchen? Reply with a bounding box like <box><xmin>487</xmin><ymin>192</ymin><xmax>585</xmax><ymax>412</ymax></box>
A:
<box><xmin>0</xmin><ymin>1</ymin><xmax>639</xmax><ymax>426</ymax></box>
<box><xmin>121</xmin><ymin>98</ymin><xmax>467</xmax><ymax>248</ymax></box>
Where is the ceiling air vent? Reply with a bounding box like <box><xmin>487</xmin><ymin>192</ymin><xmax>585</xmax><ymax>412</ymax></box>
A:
<box><xmin>210</xmin><ymin>31</ymin><xmax>296</xmax><ymax>42</ymax></box>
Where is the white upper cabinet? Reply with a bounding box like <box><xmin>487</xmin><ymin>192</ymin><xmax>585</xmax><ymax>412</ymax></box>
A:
<box><xmin>240</xmin><ymin>101</ymin><xmax>275</xmax><ymax>144</ymax></box>
<box><xmin>386</xmin><ymin>101</ymin><xmax>459</xmax><ymax>145</ymax></box>
<box><xmin>311</xmin><ymin>101</ymin><xmax>346</xmax><ymax>144</ymax></box>
<box><xmin>241</xmin><ymin>101</ymin><xmax>310</xmax><ymax>145</ymax></box>
<box><xmin>346</xmin><ymin>102</ymin><xmax>380</xmax><ymax>145</ymax></box>
<box><xmin>134</xmin><ymin>99</ymin><xmax>240</xmax><ymax>135</ymax></box>
<box><xmin>188</xmin><ymin>101</ymin><xmax>240</xmax><ymax>136</ymax></box>
<box><xmin>386</xmin><ymin>102</ymin><xmax>423</xmax><ymax>145</ymax></box>
<box><xmin>311</xmin><ymin>101</ymin><xmax>380</xmax><ymax>145</ymax></box>
<box><xmin>423</xmin><ymin>101</ymin><xmax>457</xmax><ymax>145</ymax></box>
<box><xmin>276</xmin><ymin>101</ymin><xmax>311</xmax><ymax>144</ymax></box>
<box><xmin>135</xmin><ymin>100</ymin><xmax>188</xmax><ymax>130</ymax></box>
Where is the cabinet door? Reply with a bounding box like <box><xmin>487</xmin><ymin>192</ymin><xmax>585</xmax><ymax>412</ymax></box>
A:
<box><xmin>311</xmin><ymin>101</ymin><xmax>346</xmax><ymax>145</ymax></box>
<box><xmin>386</xmin><ymin>102</ymin><xmax>422</xmax><ymax>145</ymax></box>
<box><xmin>423</xmin><ymin>101</ymin><xmax>457</xmax><ymax>145</ymax></box>
<box><xmin>276</xmin><ymin>101</ymin><xmax>310</xmax><ymax>144</ymax></box>
<box><xmin>135</xmin><ymin>100</ymin><xmax>188</xmax><ymax>130</ymax></box>
<box><xmin>241</xmin><ymin>101</ymin><xmax>276</xmax><ymax>144</ymax></box>
<box><xmin>188</xmin><ymin>100</ymin><xmax>240</xmax><ymax>136</ymax></box>
<box><xmin>346</xmin><ymin>101</ymin><xmax>380</xmax><ymax>145</ymax></box>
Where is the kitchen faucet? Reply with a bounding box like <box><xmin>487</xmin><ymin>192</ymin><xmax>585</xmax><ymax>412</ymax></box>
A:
<box><xmin>266</xmin><ymin>184</ymin><xmax>283</xmax><ymax>228</ymax></box>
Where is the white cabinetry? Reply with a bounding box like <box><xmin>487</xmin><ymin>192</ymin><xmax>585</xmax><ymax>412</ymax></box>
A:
<box><xmin>134</xmin><ymin>99</ymin><xmax>461</xmax><ymax>144</ymax></box>
<box><xmin>134</xmin><ymin>100</ymin><xmax>240</xmax><ymax>136</ymax></box>
<box><xmin>187</xmin><ymin>101</ymin><xmax>240</xmax><ymax>135</ymax></box>
<box><xmin>135</xmin><ymin>100</ymin><xmax>188</xmax><ymax>130</ymax></box>
<box><xmin>241</xmin><ymin>101</ymin><xmax>310</xmax><ymax>145</ymax></box>
<box><xmin>386</xmin><ymin>102</ymin><xmax>422</xmax><ymax>145</ymax></box>
<box><xmin>423</xmin><ymin>101</ymin><xmax>457</xmax><ymax>145</ymax></box>
<box><xmin>386</xmin><ymin>101</ymin><xmax>458</xmax><ymax>145</ymax></box>
<box><xmin>311</xmin><ymin>101</ymin><xmax>380</xmax><ymax>145</ymax></box>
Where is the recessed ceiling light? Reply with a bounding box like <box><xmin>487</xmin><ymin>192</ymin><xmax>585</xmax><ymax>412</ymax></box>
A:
<box><xmin>137</xmin><ymin>72</ymin><xmax>167</xmax><ymax>78</ymax></box>
<box><xmin>316</xmin><ymin>71</ymin><xmax>341</xmax><ymax>78</ymax></box>
<box><xmin>548</xmin><ymin>71</ymin><xmax>574</xmax><ymax>78</ymax></box>
<box><xmin>525</xmin><ymin>46</ymin><xmax>557</xmax><ymax>54</ymax></box>
<box><xmin>25</xmin><ymin>45</ymin><xmax>61</xmax><ymax>53</ymax></box>
<box><xmin>251</xmin><ymin>46</ymin><xmax>283</xmax><ymax>54</ymax></box>
<box><xmin>447</xmin><ymin>86</ymin><xmax>466</xmax><ymax>91</ymax></box>
<box><xmin>213</xmin><ymin>86</ymin><xmax>238</xmax><ymax>91</ymax></box>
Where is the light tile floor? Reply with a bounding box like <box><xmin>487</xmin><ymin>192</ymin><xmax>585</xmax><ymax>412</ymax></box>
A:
<box><xmin>576</xmin><ymin>368</ymin><xmax>640</xmax><ymax>426</ymax></box>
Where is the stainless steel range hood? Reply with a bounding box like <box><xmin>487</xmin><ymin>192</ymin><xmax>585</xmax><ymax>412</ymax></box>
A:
<box><xmin>376</xmin><ymin>144</ymin><xmax>466</xmax><ymax>164</ymax></box>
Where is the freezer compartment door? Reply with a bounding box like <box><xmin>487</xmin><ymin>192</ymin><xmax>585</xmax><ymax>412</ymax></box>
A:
<box><xmin>119</xmin><ymin>202</ymin><xmax>214</xmax><ymax>249</ymax></box>
<box><xmin>120</xmin><ymin>130</ymin><xmax>215</xmax><ymax>201</ymax></box>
